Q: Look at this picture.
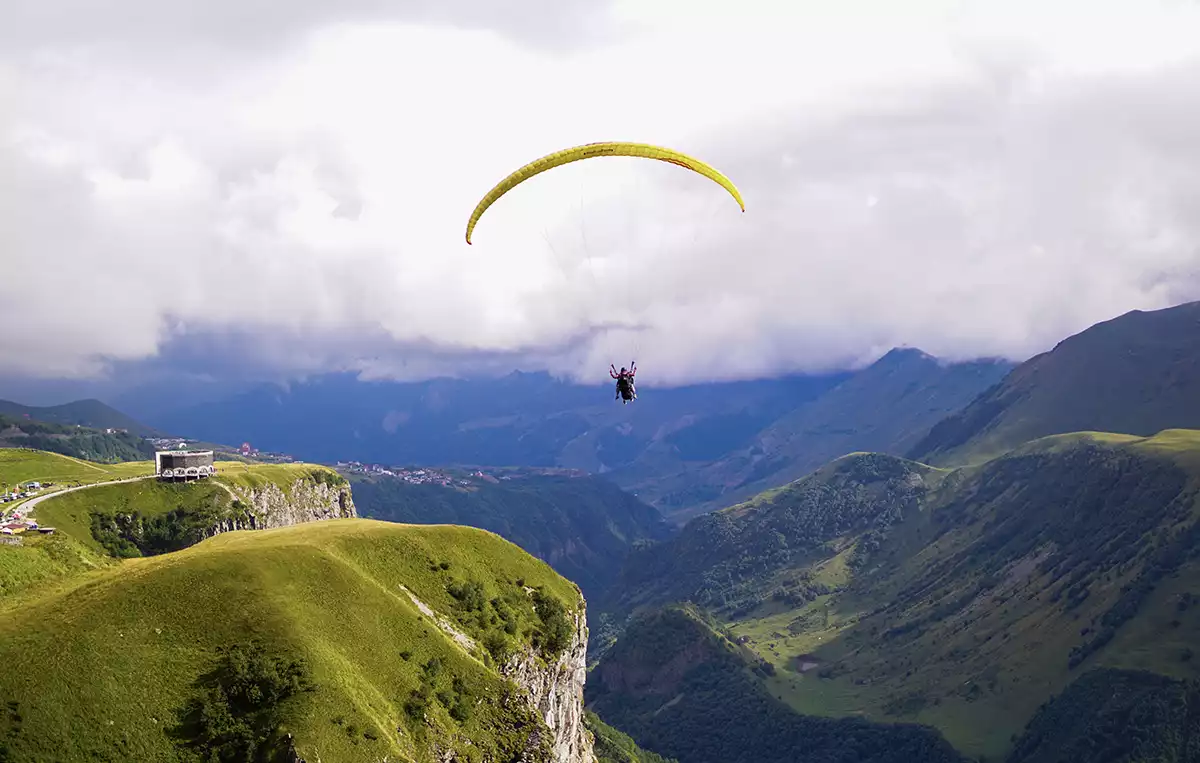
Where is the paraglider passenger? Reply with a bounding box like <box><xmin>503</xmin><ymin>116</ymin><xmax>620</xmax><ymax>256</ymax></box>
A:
<box><xmin>610</xmin><ymin>363</ymin><xmax>637</xmax><ymax>403</ymax></box>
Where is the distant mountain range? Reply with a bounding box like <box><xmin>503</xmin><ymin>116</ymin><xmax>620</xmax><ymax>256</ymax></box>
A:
<box><xmin>0</xmin><ymin>409</ymin><xmax>156</xmax><ymax>464</ymax></box>
<box><xmin>8</xmin><ymin>300</ymin><xmax>1200</xmax><ymax>524</ymax></box>
<box><xmin>143</xmin><ymin>301</ymin><xmax>1200</xmax><ymax>517</ymax></box>
<box><xmin>142</xmin><ymin>371</ymin><xmax>846</xmax><ymax>472</ymax></box>
<box><xmin>0</xmin><ymin>398</ymin><xmax>161</xmax><ymax>438</ymax></box>
<box><xmin>621</xmin><ymin>349</ymin><xmax>1013</xmax><ymax>520</ymax></box>
<box><xmin>129</xmin><ymin>350</ymin><xmax>1007</xmax><ymax>520</ymax></box>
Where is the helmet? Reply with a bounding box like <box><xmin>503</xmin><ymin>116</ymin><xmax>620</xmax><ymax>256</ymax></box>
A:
<box><xmin>620</xmin><ymin>367</ymin><xmax>627</xmax><ymax>373</ymax></box>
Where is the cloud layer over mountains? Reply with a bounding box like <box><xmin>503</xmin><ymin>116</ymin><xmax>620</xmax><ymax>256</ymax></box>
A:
<box><xmin>4</xmin><ymin>0</ymin><xmax>1200</xmax><ymax>392</ymax></box>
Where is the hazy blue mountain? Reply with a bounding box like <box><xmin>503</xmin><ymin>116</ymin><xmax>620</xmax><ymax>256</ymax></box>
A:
<box><xmin>621</xmin><ymin>349</ymin><xmax>1013</xmax><ymax>519</ymax></box>
<box><xmin>145</xmin><ymin>370</ymin><xmax>847</xmax><ymax>479</ymax></box>
<box><xmin>141</xmin><ymin>351</ymin><xmax>1002</xmax><ymax>517</ymax></box>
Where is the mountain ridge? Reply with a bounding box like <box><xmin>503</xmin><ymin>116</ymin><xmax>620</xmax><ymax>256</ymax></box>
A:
<box><xmin>909</xmin><ymin>300</ymin><xmax>1200</xmax><ymax>465</ymax></box>
<box><xmin>0</xmin><ymin>411</ymin><xmax>156</xmax><ymax>464</ymax></box>
<box><xmin>0</xmin><ymin>398</ymin><xmax>163</xmax><ymax>438</ymax></box>
<box><xmin>628</xmin><ymin>349</ymin><xmax>1013</xmax><ymax>518</ymax></box>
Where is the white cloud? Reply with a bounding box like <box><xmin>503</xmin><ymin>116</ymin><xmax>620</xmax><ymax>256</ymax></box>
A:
<box><xmin>2</xmin><ymin>0</ymin><xmax>1200</xmax><ymax>387</ymax></box>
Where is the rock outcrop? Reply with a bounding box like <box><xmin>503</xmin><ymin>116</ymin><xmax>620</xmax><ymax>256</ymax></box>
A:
<box><xmin>205</xmin><ymin>476</ymin><xmax>356</xmax><ymax>536</ymax></box>
<box><xmin>402</xmin><ymin>581</ymin><xmax>596</xmax><ymax>763</ymax></box>
<box><xmin>503</xmin><ymin>605</ymin><xmax>595</xmax><ymax>763</ymax></box>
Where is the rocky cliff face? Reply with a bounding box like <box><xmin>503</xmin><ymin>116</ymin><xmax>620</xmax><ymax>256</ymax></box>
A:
<box><xmin>402</xmin><ymin>579</ymin><xmax>596</xmax><ymax>763</ymax></box>
<box><xmin>205</xmin><ymin>477</ymin><xmax>356</xmax><ymax>536</ymax></box>
<box><xmin>503</xmin><ymin>607</ymin><xmax>595</xmax><ymax>763</ymax></box>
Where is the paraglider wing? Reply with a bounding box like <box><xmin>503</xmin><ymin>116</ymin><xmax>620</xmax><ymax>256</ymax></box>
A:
<box><xmin>464</xmin><ymin>141</ymin><xmax>745</xmax><ymax>244</ymax></box>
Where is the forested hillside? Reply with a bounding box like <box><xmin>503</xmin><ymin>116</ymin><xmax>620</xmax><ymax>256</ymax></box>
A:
<box><xmin>0</xmin><ymin>413</ymin><xmax>154</xmax><ymax>463</ymax></box>
<box><xmin>601</xmin><ymin>430</ymin><xmax>1200</xmax><ymax>759</ymax></box>
<box><xmin>586</xmin><ymin>604</ymin><xmax>966</xmax><ymax>763</ymax></box>
<box><xmin>1007</xmin><ymin>668</ymin><xmax>1200</xmax><ymax>762</ymax></box>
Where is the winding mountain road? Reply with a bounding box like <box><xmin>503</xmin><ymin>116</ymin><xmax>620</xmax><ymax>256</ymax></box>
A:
<box><xmin>10</xmin><ymin>475</ymin><xmax>155</xmax><ymax>520</ymax></box>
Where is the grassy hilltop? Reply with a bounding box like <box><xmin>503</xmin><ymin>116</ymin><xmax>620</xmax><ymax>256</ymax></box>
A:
<box><xmin>0</xmin><ymin>519</ymin><xmax>584</xmax><ymax>762</ymax></box>
<box><xmin>0</xmin><ymin>449</ymin><xmax>676</xmax><ymax>763</ymax></box>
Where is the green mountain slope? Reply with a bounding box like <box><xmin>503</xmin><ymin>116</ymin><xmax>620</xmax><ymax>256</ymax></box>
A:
<box><xmin>350</xmin><ymin>468</ymin><xmax>674</xmax><ymax>601</ymax></box>
<box><xmin>623</xmin><ymin>349</ymin><xmax>1012</xmax><ymax>520</ymax></box>
<box><xmin>0</xmin><ymin>413</ymin><xmax>155</xmax><ymax>463</ymax></box>
<box><xmin>1008</xmin><ymin>668</ymin><xmax>1200</xmax><ymax>763</ymax></box>
<box><xmin>586</xmin><ymin>603</ymin><xmax>966</xmax><ymax>763</ymax></box>
<box><xmin>587</xmin><ymin>711</ymin><xmax>678</xmax><ymax>763</ymax></box>
<box><xmin>0</xmin><ymin>458</ymin><xmax>354</xmax><ymax>601</ymax></box>
<box><xmin>607</xmin><ymin>430</ymin><xmax>1200</xmax><ymax>759</ymax></box>
<box><xmin>609</xmin><ymin>451</ymin><xmax>945</xmax><ymax>621</ymax></box>
<box><xmin>49</xmin><ymin>478</ymin><xmax>232</xmax><ymax>555</ymax></box>
<box><xmin>34</xmin><ymin>462</ymin><xmax>351</xmax><ymax>558</ymax></box>
<box><xmin>0</xmin><ymin>519</ymin><xmax>585</xmax><ymax>762</ymax></box>
<box><xmin>0</xmin><ymin>448</ymin><xmax>152</xmax><ymax>487</ymax></box>
<box><xmin>0</xmin><ymin>398</ymin><xmax>162</xmax><ymax>438</ymax></box>
<box><xmin>909</xmin><ymin>300</ymin><xmax>1200</xmax><ymax>466</ymax></box>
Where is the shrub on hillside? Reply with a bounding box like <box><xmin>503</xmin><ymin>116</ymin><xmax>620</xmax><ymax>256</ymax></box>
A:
<box><xmin>174</xmin><ymin>642</ymin><xmax>313</xmax><ymax>761</ymax></box>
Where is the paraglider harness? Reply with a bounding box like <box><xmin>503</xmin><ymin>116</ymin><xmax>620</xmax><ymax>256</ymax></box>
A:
<box><xmin>611</xmin><ymin>362</ymin><xmax>637</xmax><ymax>404</ymax></box>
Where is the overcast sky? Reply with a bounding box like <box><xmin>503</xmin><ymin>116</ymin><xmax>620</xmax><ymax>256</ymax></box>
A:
<box><xmin>4</xmin><ymin>0</ymin><xmax>1200</xmax><ymax>398</ymax></box>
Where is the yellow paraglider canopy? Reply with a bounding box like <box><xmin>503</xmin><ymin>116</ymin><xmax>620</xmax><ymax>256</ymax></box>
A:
<box><xmin>465</xmin><ymin>141</ymin><xmax>745</xmax><ymax>244</ymax></box>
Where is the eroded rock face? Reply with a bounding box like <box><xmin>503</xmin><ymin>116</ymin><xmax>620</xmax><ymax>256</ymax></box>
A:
<box><xmin>204</xmin><ymin>477</ymin><xmax>356</xmax><ymax>537</ymax></box>
<box><xmin>503</xmin><ymin>605</ymin><xmax>596</xmax><ymax>763</ymax></box>
<box><xmin>393</xmin><ymin>582</ymin><xmax>596</xmax><ymax>763</ymax></box>
<box><xmin>232</xmin><ymin>478</ymin><xmax>357</xmax><ymax>527</ymax></box>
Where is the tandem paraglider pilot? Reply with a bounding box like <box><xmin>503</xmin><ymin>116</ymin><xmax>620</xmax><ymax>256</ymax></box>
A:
<box><xmin>611</xmin><ymin>362</ymin><xmax>637</xmax><ymax>404</ymax></box>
